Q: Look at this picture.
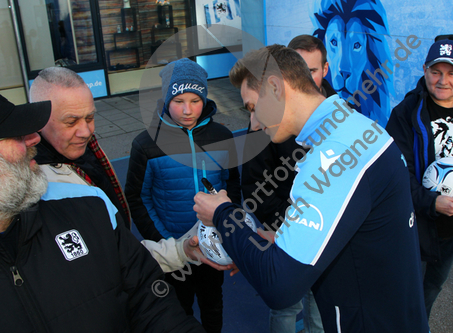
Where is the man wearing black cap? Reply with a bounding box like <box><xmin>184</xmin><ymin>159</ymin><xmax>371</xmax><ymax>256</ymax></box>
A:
<box><xmin>0</xmin><ymin>95</ymin><xmax>50</xmax><ymax>234</ymax></box>
<box><xmin>0</xmin><ymin>95</ymin><xmax>205</xmax><ymax>332</ymax></box>
<box><xmin>386</xmin><ymin>39</ymin><xmax>453</xmax><ymax>318</ymax></box>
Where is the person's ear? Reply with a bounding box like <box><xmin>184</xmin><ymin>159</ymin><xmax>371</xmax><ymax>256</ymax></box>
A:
<box><xmin>267</xmin><ymin>75</ymin><xmax>284</xmax><ymax>101</ymax></box>
<box><xmin>423</xmin><ymin>64</ymin><xmax>427</xmax><ymax>75</ymax></box>
<box><xmin>323</xmin><ymin>62</ymin><xmax>329</xmax><ymax>78</ymax></box>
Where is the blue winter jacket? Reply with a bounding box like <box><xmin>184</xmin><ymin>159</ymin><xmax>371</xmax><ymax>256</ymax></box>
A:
<box><xmin>125</xmin><ymin>99</ymin><xmax>241</xmax><ymax>241</ymax></box>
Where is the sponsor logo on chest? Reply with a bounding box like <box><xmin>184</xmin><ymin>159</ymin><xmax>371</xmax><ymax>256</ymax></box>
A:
<box><xmin>55</xmin><ymin>229</ymin><xmax>89</xmax><ymax>261</ymax></box>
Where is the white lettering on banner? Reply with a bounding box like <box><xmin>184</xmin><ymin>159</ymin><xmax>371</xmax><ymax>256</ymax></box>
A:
<box><xmin>86</xmin><ymin>81</ymin><xmax>103</xmax><ymax>89</ymax></box>
<box><xmin>172</xmin><ymin>83</ymin><xmax>205</xmax><ymax>95</ymax></box>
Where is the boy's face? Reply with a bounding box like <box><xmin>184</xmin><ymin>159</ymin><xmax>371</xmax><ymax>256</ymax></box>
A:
<box><xmin>168</xmin><ymin>92</ymin><xmax>204</xmax><ymax>130</ymax></box>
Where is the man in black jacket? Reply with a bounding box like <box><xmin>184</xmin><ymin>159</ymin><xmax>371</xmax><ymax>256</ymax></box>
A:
<box><xmin>0</xmin><ymin>94</ymin><xmax>204</xmax><ymax>332</ymax></box>
<box><xmin>241</xmin><ymin>35</ymin><xmax>333</xmax><ymax>333</ymax></box>
<box><xmin>386</xmin><ymin>39</ymin><xmax>453</xmax><ymax>319</ymax></box>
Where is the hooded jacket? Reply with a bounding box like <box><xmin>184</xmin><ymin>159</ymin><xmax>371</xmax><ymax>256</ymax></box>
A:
<box><xmin>0</xmin><ymin>182</ymin><xmax>204</xmax><ymax>333</ymax></box>
<box><xmin>125</xmin><ymin>99</ymin><xmax>241</xmax><ymax>241</ymax></box>
<box><xmin>386</xmin><ymin>77</ymin><xmax>442</xmax><ymax>262</ymax></box>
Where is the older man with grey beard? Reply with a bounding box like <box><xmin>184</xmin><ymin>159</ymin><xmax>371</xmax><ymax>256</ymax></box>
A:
<box><xmin>0</xmin><ymin>94</ymin><xmax>205</xmax><ymax>332</ymax></box>
<box><xmin>0</xmin><ymin>96</ymin><xmax>49</xmax><ymax>231</ymax></box>
<box><xmin>0</xmin><ymin>144</ymin><xmax>48</xmax><ymax>223</ymax></box>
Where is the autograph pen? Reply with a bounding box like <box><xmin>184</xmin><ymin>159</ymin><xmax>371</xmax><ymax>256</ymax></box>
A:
<box><xmin>201</xmin><ymin>178</ymin><xmax>257</xmax><ymax>236</ymax></box>
<box><xmin>201</xmin><ymin>178</ymin><xmax>217</xmax><ymax>195</ymax></box>
<box><xmin>200</xmin><ymin>177</ymin><xmax>226</xmax><ymax>239</ymax></box>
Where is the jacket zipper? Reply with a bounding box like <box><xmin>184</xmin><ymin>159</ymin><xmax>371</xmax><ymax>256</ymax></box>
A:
<box><xmin>10</xmin><ymin>265</ymin><xmax>24</xmax><ymax>286</ymax></box>
<box><xmin>0</xmin><ymin>237</ymin><xmax>50</xmax><ymax>332</ymax></box>
<box><xmin>161</xmin><ymin>114</ymin><xmax>211</xmax><ymax>194</ymax></box>
<box><xmin>188</xmin><ymin>129</ymin><xmax>200</xmax><ymax>193</ymax></box>
<box><xmin>202</xmin><ymin>160</ymin><xmax>207</xmax><ymax>193</ymax></box>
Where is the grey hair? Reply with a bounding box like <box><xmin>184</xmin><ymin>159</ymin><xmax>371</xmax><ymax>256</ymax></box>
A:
<box><xmin>30</xmin><ymin>67</ymin><xmax>86</xmax><ymax>102</ymax></box>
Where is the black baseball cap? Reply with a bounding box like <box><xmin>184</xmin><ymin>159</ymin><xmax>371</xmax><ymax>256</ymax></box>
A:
<box><xmin>425</xmin><ymin>39</ymin><xmax>453</xmax><ymax>68</ymax></box>
<box><xmin>0</xmin><ymin>94</ymin><xmax>51</xmax><ymax>139</ymax></box>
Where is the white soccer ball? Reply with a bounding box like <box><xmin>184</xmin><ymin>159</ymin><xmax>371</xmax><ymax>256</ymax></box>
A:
<box><xmin>422</xmin><ymin>157</ymin><xmax>453</xmax><ymax>196</ymax></box>
<box><xmin>197</xmin><ymin>213</ymin><xmax>257</xmax><ymax>265</ymax></box>
<box><xmin>197</xmin><ymin>222</ymin><xmax>233</xmax><ymax>266</ymax></box>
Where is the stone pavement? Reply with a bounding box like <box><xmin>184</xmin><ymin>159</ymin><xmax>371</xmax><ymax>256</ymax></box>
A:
<box><xmin>93</xmin><ymin>76</ymin><xmax>453</xmax><ymax>333</ymax></box>
<box><xmin>430</xmin><ymin>269</ymin><xmax>453</xmax><ymax>333</ymax></box>
<box><xmin>95</xmin><ymin>77</ymin><xmax>250</xmax><ymax>160</ymax></box>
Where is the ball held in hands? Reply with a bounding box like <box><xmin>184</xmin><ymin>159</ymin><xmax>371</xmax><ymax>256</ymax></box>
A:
<box><xmin>197</xmin><ymin>213</ymin><xmax>257</xmax><ymax>265</ymax></box>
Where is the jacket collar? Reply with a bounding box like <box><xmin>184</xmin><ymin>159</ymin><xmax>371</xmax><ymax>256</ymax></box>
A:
<box><xmin>35</xmin><ymin>135</ymin><xmax>79</xmax><ymax>165</ymax></box>
<box><xmin>409</xmin><ymin>76</ymin><xmax>431</xmax><ymax>133</ymax></box>
<box><xmin>19</xmin><ymin>203</ymin><xmax>43</xmax><ymax>244</ymax></box>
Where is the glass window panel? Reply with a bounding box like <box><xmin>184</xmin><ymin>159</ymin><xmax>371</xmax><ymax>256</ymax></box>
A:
<box><xmin>99</xmin><ymin>0</ymin><xmax>190</xmax><ymax>73</ymax></box>
<box><xmin>0</xmin><ymin>1</ymin><xmax>23</xmax><ymax>89</ymax></box>
<box><xmin>18</xmin><ymin>0</ymin><xmax>98</xmax><ymax>71</ymax></box>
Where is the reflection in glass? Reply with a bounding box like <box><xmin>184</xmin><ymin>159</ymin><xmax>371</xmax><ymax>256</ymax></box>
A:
<box><xmin>19</xmin><ymin>0</ymin><xmax>97</xmax><ymax>71</ymax></box>
<box><xmin>0</xmin><ymin>2</ymin><xmax>23</xmax><ymax>89</ymax></box>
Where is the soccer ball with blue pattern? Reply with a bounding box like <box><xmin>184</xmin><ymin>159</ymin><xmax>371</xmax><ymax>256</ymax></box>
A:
<box><xmin>422</xmin><ymin>157</ymin><xmax>453</xmax><ymax>196</ymax></box>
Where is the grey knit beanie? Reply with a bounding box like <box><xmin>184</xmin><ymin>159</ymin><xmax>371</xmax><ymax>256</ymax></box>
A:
<box><xmin>159</xmin><ymin>58</ymin><xmax>208</xmax><ymax>109</ymax></box>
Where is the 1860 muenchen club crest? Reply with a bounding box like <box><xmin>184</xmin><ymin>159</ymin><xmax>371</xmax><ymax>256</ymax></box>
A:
<box><xmin>55</xmin><ymin>229</ymin><xmax>89</xmax><ymax>261</ymax></box>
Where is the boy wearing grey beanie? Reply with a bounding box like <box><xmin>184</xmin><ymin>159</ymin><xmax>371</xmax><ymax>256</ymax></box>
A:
<box><xmin>125</xmin><ymin>58</ymin><xmax>241</xmax><ymax>333</ymax></box>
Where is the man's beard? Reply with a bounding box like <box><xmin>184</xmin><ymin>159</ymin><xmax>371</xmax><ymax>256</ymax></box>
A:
<box><xmin>0</xmin><ymin>147</ymin><xmax>48</xmax><ymax>222</ymax></box>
